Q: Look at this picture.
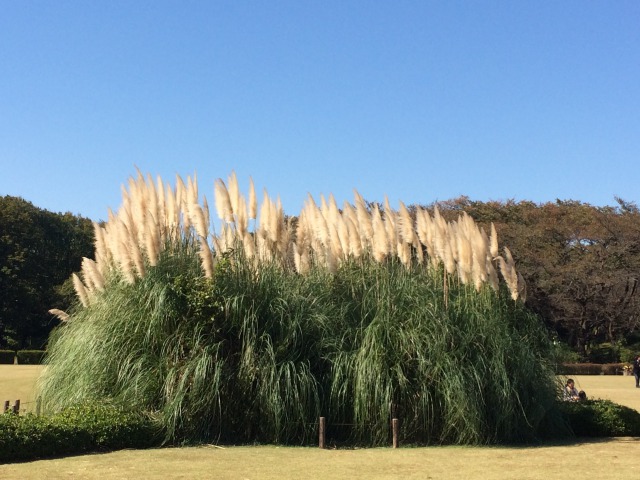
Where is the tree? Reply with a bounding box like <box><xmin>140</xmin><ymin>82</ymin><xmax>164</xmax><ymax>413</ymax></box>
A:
<box><xmin>431</xmin><ymin>197</ymin><xmax>640</xmax><ymax>354</ymax></box>
<box><xmin>0</xmin><ymin>196</ymin><xmax>94</xmax><ymax>348</ymax></box>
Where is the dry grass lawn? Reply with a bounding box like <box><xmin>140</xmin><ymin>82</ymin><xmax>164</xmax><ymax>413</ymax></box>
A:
<box><xmin>0</xmin><ymin>365</ymin><xmax>43</xmax><ymax>414</ymax></box>
<box><xmin>1</xmin><ymin>366</ymin><xmax>640</xmax><ymax>479</ymax></box>
<box><xmin>1</xmin><ymin>440</ymin><xmax>639</xmax><ymax>479</ymax></box>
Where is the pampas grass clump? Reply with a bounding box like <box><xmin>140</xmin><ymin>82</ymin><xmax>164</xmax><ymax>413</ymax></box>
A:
<box><xmin>40</xmin><ymin>171</ymin><xmax>559</xmax><ymax>445</ymax></box>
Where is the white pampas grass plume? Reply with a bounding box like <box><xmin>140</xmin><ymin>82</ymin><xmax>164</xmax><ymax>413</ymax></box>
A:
<box><xmin>202</xmin><ymin>195</ymin><xmax>211</xmax><ymax>234</ymax></box>
<box><xmin>383</xmin><ymin>208</ymin><xmax>398</xmax><ymax>256</ymax></box>
<box><xmin>490</xmin><ymin>223</ymin><xmax>499</xmax><ymax>259</ymax></box>
<box><xmin>116</xmin><ymin>224</ymin><xmax>135</xmax><ymax>284</ymax></box>
<box><xmin>165</xmin><ymin>183</ymin><xmax>178</xmax><ymax>229</ymax></box>
<box><xmin>93</xmin><ymin>222</ymin><xmax>108</xmax><ymax>269</ymax></box>
<box><xmin>227</xmin><ymin>171</ymin><xmax>240</xmax><ymax>218</ymax></box>
<box><xmin>257</xmin><ymin>190</ymin><xmax>271</xmax><ymax>239</ymax></box>
<box><xmin>156</xmin><ymin>175</ymin><xmax>166</xmax><ymax>227</ymax></box>
<box><xmin>372</xmin><ymin>205</ymin><xmax>388</xmax><ymax>262</ymax></box>
<box><xmin>72</xmin><ymin>273</ymin><xmax>89</xmax><ymax>307</ymax></box>
<box><xmin>398</xmin><ymin>240</ymin><xmax>411</xmax><ymax>268</ymax></box>
<box><xmin>175</xmin><ymin>175</ymin><xmax>186</xmax><ymax>212</ymax></box>
<box><xmin>354</xmin><ymin>190</ymin><xmax>373</xmax><ymax>242</ymax></box>
<box><xmin>48</xmin><ymin>308</ymin><xmax>70</xmax><ymax>322</ymax></box>
<box><xmin>129</xmin><ymin>235</ymin><xmax>146</xmax><ymax>278</ymax></box>
<box><xmin>329</xmin><ymin>222</ymin><xmax>344</xmax><ymax>260</ymax></box>
<box><xmin>268</xmin><ymin>196</ymin><xmax>282</xmax><ymax>244</ymax></box>
<box><xmin>214</xmin><ymin>179</ymin><xmax>233</xmax><ymax>222</ymax></box>
<box><xmin>456</xmin><ymin>234</ymin><xmax>472</xmax><ymax>285</ymax></box>
<box><xmin>347</xmin><ymin>217</ymin><xmax>363</xmax><ymax>257</ymax></box>
<box><xmin>243</xmin><ymin>231</ymin><xmax>256</xmax><ymax>260</ymax></box>
<box><xmin>497</xmin><ymin>249</ymin><xmax>519</xmax><ymax>300</ymax></box>
<box><xmin>191</xmin><ymin>203</ymin><xmax>209</xmax><ymax>240</ymax></box>
<box><xmin>443</xmin><ymin>242</ymin><xmax>456</xmax><ymax>274</ymax></box>
<box><xmin>413</xmin><ymin>237</ymin><xmax>424</xmax><ymax>265</ymax></box>
<box><xmin>336</xmin><ymin>216</ymin><xmax>350</xmax><ymax>258</ymax></box>
<box><xmin>236</xmin><ymin>195</ymin><xmax>248</xmax><ymax>236</ymax></box>
<box><xmin>487</xmin><ymin>258</ymin><xmax>499</xmax><ymax>291</ymax></box>
<box><xmin>248</xmin><ymin>177</ymin><xmax>257</xmax><ymax>220</ymax></box>
<box><xmin>293</xmin><ymin>242</ymin><xmax>302</xmax><ymax>273</ymax></box>
<box><xmin>82</xmin><ymin>257</ymin><xmax>105</xmax><ymax>292</ymax></box>
<box><xmin>398</xmin><ymin>201</ymin><xmax>414</xmax><ymax>244</ymax></box>
<box><xmin>144</xmin><ymin>215</ymin><xmax>159</xmax><ymax>266</ymax></box>
<box><xmin>198</xmin><ymin>236</ymin><xmax>214</xmax><ymax>278</ymax></box>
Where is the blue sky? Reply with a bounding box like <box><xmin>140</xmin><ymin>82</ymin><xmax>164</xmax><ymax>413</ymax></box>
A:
<box><xmin>1</xmin><ymin>1</ymin><xmax>638</xmax><ymax>222</ymax></box>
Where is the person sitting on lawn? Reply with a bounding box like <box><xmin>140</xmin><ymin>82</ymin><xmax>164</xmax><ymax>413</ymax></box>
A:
<box><xmin>564</xmin><ymin>378</ymin><xmax>580</xmax><ymax>401</ymax></box>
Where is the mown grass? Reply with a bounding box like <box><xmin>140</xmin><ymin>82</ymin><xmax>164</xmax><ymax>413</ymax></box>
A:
<box><xmin>2</xmin><ymin>367</ymin><xmax>640</xmax><ymax>478</ymax></box>
<box><xmin>1</xmin><ymin>440</ymin><xmax>639</xmax><ymax>479</ymax></box>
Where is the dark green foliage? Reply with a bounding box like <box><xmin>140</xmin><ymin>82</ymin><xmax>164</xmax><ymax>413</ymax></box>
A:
<box><xmin>0</xmin><ymin>403</ymin><xmax>162</xmax><ymax>463</ymax></box>
<box><xmin>0</xmin><ymin>350</ymin><xmax>15</xmax><ymax>364</ymax></box>
<box><xmin>16</xmin><ymin>349</ymin><xmax>46</xmax><ymax>365</ymax></box>
<box><xmin>559</xmin><ymin>399</ymin><xmax>640</xmax><ymax>437</ymax></box>
<box><xmin>0</xmin><ymin>196</ymin><xmax>94</xmax><ymax>349</ymax></box>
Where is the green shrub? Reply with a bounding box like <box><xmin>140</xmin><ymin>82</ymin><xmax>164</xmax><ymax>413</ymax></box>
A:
<box><xmin>587</xmin><ymin>343</ymin><xmax>620</xmax><ymax>363</ymax></box>
<box><xmin>16</xmin><ymin>350</ymin><xmax>46</xmax><ymax>365</ymax></box>
<box><xmin>559</xmin><ymin>399</ymin><xmax>640</xmax><ymax>437</ymax></box>
<box><xmin>552</xmin><ymin>342</ymin><xmax>582</xmax><ymax>365</ymax></box>
<box><xmin>0</xmin><ymin>402</ymin><xmax>162</xmax><ymax>463</ymax></box>
<box><xmin>619</xmin><ymin>343</ymin><xmax>640</xmax><ymax>364</ymax></box>
<box><xmin>0</xmin><ymin>350</ymin><xmax>15</xmax><ymax>364</ymax></box>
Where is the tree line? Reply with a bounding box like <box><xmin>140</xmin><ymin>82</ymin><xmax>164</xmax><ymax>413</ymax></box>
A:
<box><xmin>431</xmin><ymin>196</ymin><xmax>640</xmax><ymax>356</ymax></box>
<box><xmin>1</xmin><ymin>194</ymin><xmax>639</xmax><ymax>356</ymax></box>
<box><xmin>0</xmin><ymin>196</ymin><xmax>93</xmax><ymax>349</ymax></box>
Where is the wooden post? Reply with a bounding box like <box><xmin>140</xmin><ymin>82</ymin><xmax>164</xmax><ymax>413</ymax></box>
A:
<box><xmin>12</xmin><ymin>399</ymin><xmax>20</xmax><ymax>414</ymax></box>
<box><xmin>392</xmin><ymin>418</ymin><xmax>399</xmax><ymax>448</ymax></box>
<box><xmin>36</xmin><ymin>397</ymin><xmax>42</xmax><ymax>416</ymax></box>
<box><xmin>318</xmin><ymin>416</ymin><xmax>326</xmax><ymax>449</ymax></box>
<box><xmin>3</xmin><ymin>400</ymin><xmax>9</xmax><ymax>413</ymax></box>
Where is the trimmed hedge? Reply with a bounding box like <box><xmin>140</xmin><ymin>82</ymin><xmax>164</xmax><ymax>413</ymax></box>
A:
<box><xmin>559</xmin><ymin>399</ymin><xmax>640</xmax><ymax>437</ymax></box>
<box><xmin>558</xmin><ymin>363</ymin><xmax>626</xmax><ymax>375</ymax></box>
<box><xmin>0</xmin><ymin>403</ymin><xmax>163</xmax><ymax>463</ymax></box>
<box><xmin>0</xmin><ymin>350</ymin><xmax>15</xmax><ymax>364</ymax></box>
<box><xmin>16</xmin><ymin>350</ymin><xmax>46</xmax><ymax>365</ymax></box>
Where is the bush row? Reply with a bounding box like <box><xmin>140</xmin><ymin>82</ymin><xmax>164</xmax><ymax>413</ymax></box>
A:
<box><xmin>557</xmin><ymin>363</ymin><xmax>628</xmax><ymax>375</ymax></box>
<box><xmin>0</xmin><ymin>403</ymin><xmax>162</xmax><ymax>463</ymax></box>
<box><xmin>0</xmin><ymin>350</ymin><xmax>47</xmax><ymax>365</ymax></box>
<box><xmin>559</xmin><ymin>399</ymin><xmax>640</xmax><ymax>437</ymax></box>
<box><xmin>0</xmin><ymin>398</ymin><xmax>637</xmax><ymax>462</ymax></box>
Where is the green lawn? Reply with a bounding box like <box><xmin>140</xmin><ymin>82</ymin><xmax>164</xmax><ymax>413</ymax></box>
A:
<box><xmin>1</xmin><ymin>366</ymin><xmax>640</xmax><ymax>479</ymax></box>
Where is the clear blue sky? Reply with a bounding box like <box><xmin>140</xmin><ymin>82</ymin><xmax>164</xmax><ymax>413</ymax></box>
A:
<box><xmin>1</xmin><ymin>1</ymin><xmax>638</xmax><ymax>222</ymax></box>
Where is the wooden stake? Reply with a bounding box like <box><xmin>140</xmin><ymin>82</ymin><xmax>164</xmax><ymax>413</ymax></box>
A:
<box><xmin>319</xmin><ymin>416</ymin><xmax>326</xmax><ymax>449</ymax></box>
<box><xmin>12</xmin><ymin>399</ymin><xmax>20</xmax><ymax>414</ymax></box>
<box><xmin>392</xmin><ymin>418</ymin><xmax>399</xmax><ymax>448</ymax></box>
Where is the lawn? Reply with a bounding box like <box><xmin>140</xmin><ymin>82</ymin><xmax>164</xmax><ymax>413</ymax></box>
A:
<box><xmin>0</xmin><ymin>365</ymin><xmax>43</xmax><ymax>414</ymax></box>
<box><xmin>1</xmin><ymin>366</ymin><xmax>640</xmax><ymax>479</ymax></box>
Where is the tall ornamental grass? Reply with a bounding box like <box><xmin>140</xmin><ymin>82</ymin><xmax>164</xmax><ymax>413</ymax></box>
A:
<box><xmin>39</xmin><ymin>171</ymin><xmax>562</xmax><ymax>445</ymax></box>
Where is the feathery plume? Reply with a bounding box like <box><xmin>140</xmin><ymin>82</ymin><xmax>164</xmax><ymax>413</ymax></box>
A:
<box><xmin>72</xmin><ymin>273</ymin><xmax>89</xmax><ymax>307</ymax></box>
<box><xmin>198</xmin><ymin>236</ymin><xmax>214</xmax><ymax>278</ymax></box>
<box><xmin>227</xmin><ymin>171</ymin><xmax>240</xmax><ymax>218</ymax></box>
<box><xmin>490</xmin><ymin>223</ymin><xmax>499</xmax><ymax>259</ymax></box>
<box><xmin>214</xmin><ymin>179</ymin><xmax>233</xmax><ymax>222</ymax></box>
<box><xmin>48</xmin><ymin>308</ymin><xmax>70</xmax><ymax>322</ymax></box>
<box><xmin>248</xmin><ymin>177</ymin><xmax>257</xmax><ymax>220</ymax></box>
